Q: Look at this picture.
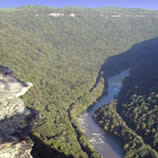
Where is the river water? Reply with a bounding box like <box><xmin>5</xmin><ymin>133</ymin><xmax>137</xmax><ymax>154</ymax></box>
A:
<box><xmin>78</xmin><ymin>70</ymin><xmax>129</xmax><ymax>158</ymax></box>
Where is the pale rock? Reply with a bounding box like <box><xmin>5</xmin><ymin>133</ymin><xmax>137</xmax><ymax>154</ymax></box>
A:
<box><xmin>111</xmin><ymin>15</ymin><xmax>121</xmax><ymax>18</ymax></box>
<box><xmin>48</xmin><ymin>13</ymin><xmax>64</xmax><ymax>17</ymax></box>
<box><xmin>70</xmin><ymin>13</ymin><xmax>76</xmax><ymax>17</ymax></box>
<box><xmin>0</xmin><ymin>66</ymin><xmax>39</xmax><ymax>158</ymax></box>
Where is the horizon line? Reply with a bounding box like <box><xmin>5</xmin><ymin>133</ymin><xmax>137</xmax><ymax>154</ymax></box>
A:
<box><xmin>0</xmin><ymin>5</ymin><xmax>158</xmax><ymax>11</ymax></box>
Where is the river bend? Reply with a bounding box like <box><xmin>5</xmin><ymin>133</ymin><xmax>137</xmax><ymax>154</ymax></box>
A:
<box><xmin>78</xmin><ymin>70</ymin><xmax>129</xmax><ymax>158</ymax></box>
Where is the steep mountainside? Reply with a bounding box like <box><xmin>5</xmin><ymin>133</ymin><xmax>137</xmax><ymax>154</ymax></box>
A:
<box><xmin>0</xmin><ymin>6</ymin><xmax>158</xmax><ymax>157</ymax></box>
<box><xmin>94</xmin><ymin>38</ymin><xmax>158</xmax><ymax>158</ymax></box>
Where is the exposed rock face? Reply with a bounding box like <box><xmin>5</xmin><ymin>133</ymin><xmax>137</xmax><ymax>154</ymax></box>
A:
<box><xmin>48</xmin><ymin>12</ymin><xmax>64</xmax><ymax>17</ymax></box>
<box><xmin>0</xmin><ymin>66</ymin><xmax>39</xmax><ymax>158</ymax></box>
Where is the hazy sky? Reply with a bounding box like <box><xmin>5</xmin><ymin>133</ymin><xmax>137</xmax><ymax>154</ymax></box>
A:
<box><xmin>0</xmin><ymin>0</ymin><xmax>158</xmax><ymax>9</ymax></box>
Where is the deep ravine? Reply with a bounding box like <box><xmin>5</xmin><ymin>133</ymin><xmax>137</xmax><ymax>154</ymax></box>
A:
<box><xmin>78</xmin><ymin>70</ymin><xmax>129</xmax><ymax>158</ymax></box>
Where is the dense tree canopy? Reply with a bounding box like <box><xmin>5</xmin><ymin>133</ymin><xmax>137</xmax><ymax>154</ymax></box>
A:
<box><xmin>0</xmin><ymin>6</ymin><xmax>158</xmax><ymax>157</ymax></box>
<box><xmin>94</xmin><ymin>38</ymin><xmax>158</xmax><ymax>158</ymax></box>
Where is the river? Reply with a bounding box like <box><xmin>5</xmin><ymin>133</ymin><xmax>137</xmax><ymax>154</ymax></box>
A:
<box><xmin>78</xmin><ymin>70</ymin><xmax>129</xmax><ymax>158</ymax></box>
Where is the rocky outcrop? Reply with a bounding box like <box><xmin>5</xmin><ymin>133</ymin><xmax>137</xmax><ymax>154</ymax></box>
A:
<box><xmin>0</xmin><ymin>66</ymin><xmax>39</xmax><ymax>158</ymax></box>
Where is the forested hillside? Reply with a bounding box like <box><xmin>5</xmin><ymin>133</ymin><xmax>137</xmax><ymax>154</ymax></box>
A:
<box><xmin>94</xmin><ymin>38</ymin><xmax>158</xmax><ymax>158</ymax></box>
<box><xmin>1</xmin><ymin>6</ymin><xmax>158</xmax><ymax>157</ymax></box>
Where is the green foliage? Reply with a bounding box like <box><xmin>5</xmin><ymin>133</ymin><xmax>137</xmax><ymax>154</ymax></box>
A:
<box><xmin>94</xmin><ymin>101</ymin><xmax>158</xmax><ymax>158</ymax></box>
<box><xmin>117</xmin><ymin>61</ymin><xmax>158</xmax><ymax>151</ymax></box>
<box><xmin>94</xmin><ymin>38</ymin><xmax>158</xmax><ymax>158</ymax></box>
<box><xmin>1</xmin><ymin>6</ymin><xmax>158</xmax><ymax>157</ymax></box>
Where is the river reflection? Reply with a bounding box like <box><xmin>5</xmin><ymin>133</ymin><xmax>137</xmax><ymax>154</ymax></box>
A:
<box><xmin>78</xmin><ymin>70</ymin><xmax>129</xmax><ymax>158</ymax></box>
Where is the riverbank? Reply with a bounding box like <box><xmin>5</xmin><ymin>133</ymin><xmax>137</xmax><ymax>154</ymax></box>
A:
<box><xmin>78</xmin><ymin>70</ymin><xmax>129</xmax><ymax>158</ymax></box>
<box><xmin>94</xmin><ymin>100</ymin><xmax>158</xmax><ymax>158</ymax></box>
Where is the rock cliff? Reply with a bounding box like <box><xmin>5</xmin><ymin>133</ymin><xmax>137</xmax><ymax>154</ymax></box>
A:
<box><xmin>0</xmin><ymin>66</ymin><xmax>39</xmax><ymax>158</ymax></box>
